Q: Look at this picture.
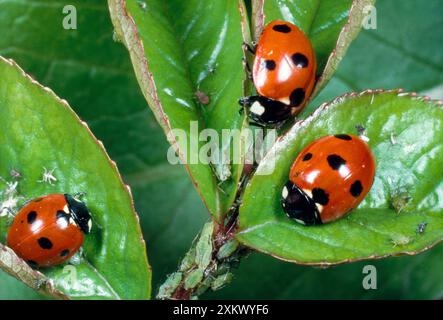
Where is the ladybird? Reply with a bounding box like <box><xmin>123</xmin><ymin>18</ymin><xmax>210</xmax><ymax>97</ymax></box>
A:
<box><xmin>239</xmin><ymin>20</ymin><xmax>317</xmax><ymax>126</ymax></box>
<box><xmin>281</xmin><ymin>134</ymin><xmax>376</xmax><ymax>225</ymax></box>
<box><xmin>7</xmin><ymin>194</ymin><xmax>92</xmax><ymax>268</ymax></box>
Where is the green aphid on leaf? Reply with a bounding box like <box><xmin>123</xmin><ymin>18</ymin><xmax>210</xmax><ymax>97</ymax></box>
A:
<box><xmin>211</xmin><ymin>272</ymin><xmax>234</xmax><ymax>291</ymax></box>
<box><xmin>184</xmin><ymin>268</ymin><xmax>204</xmax><ymax>290</ymax></box>
<box><xmin>390</xmin><ymin>189</ymin><xmax>412</xmax><ymax>214</ymax></box>
<box><xmin>157</xmin><ymin>272</ymin><xmax>182</xmax><ymax>299</ymax></box>
<box><xmin>195</xmin><ymin>222</ymin><xmax>213</xmax><ymax>270</ymax></box>
<box><xmin>390</xmin><ymin>235</ymin><xmax>413</xmax><ymax>248</ymax></box>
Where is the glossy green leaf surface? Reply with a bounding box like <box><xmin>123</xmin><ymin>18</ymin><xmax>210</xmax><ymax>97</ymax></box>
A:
<box><xmin>0</xmin><ymin>0</ymin><xmax>165</xmax><ymax>300</ymax></box>
<box><xmin>306</xmin><ymin>0</ymin><xmax>443</xmax><ymax>115</ymax></box>
<box><xmin>215</xmin><ymin>1</ymin><xmax>443</xmax><ymax>299</ymax></box>
<box><xmin>109</xmin><ymin>0</ymin><xmax>247</xmax><ymax>220</ymax></box>
<box><xmin>237</xmin><ymin>90</ymin><xmax>443</xmax><ymax>264</ymax></box>
<box><xmin>0</xmin><ymin>57</ymin><xmax>150</xmax><ymax>299</ymax></box>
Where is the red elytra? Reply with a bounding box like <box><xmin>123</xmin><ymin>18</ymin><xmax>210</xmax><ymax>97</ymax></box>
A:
<box><xmin>281</xmin><ymin>134</ymin><xmax>376</xmax><ymax>225</ymax></box>
<box><xmin>7</xmin><ymin>194</ymin><xmax>92</xmax><ymax>268</ymax></box>
<box><xmin>253</xmin><ymin>20</ymin><xmax>317</xmax><ymax>108</ymax></box>
<box><xmin>239</xmin><ymin>20</ymin><xmax>317</xmax><ymax>126</ymax></box>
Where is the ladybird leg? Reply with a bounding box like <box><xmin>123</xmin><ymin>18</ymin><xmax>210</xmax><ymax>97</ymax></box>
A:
<box><xmin>248</xmin><ymin>120</ymin><xmax>266</xmax><ymax>129</ymax></box>
<box><xmin>238</xmin><ymin>95</ymin><xmax>260</xmax><ymax>107</ymax></box>
<box><xmin>242</xmin><ymin>57</ymin><xmax>253</xmax><ymax>80</ymax></box>
<box><xmin>242</xmin><ymin>41</ymin><xmax>256</xmax><ymax>54</ymax></box>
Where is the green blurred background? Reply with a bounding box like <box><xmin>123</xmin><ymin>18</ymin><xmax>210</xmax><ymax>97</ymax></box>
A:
<box><xmin>0</xmin><ymin>0</ymin><xmax>442</xmax><ymax>299</ymax></box>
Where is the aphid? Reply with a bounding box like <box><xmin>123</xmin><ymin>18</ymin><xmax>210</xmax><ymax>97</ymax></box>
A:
<box><xmin>390</xmin><ymin>235</ymin><xmax>412</xmax><ymax>247</ymax></box>
<box><xmin>38</xmin><ymin>167</ymin><xmax>57</xmax><ymax>185</ymax></box>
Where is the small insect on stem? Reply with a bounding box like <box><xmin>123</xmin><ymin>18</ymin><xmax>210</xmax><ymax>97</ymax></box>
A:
<box><xmin>38</xmin><ymin>167</ymin><xmax>57</xmax><ymax>185</ymax></box>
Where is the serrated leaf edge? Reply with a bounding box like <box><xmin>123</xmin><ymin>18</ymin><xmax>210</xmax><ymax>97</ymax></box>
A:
<box><xmin>0</xmin><ymin>56</ymin><xmax>151</xmax><ymax>299</ymax></box>
<box><xmin>236</xmin><ymin>88</ymin><xmax>443</xmax><ymax>266</ymax></box>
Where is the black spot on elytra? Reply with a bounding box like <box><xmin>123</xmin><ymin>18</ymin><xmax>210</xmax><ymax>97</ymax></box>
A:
<box><xmin>27</xmin><ymin>260</ymin><xmax>38</xmax><ymax>268</ymax></box>
<box><xmin>312</xmin><ymin>188</ymin><xmax>329</xmax><ymax>205</ymax></box>
<box><xmin>334</xmin><ymin>134</ymin><xmax>352</xmax><ymax>141</ymax></box>
<box><xmin>272</xmin><ymin>24</ymin><xmax>291</xmax><ymax>33</ymax></box>
<box><xmin>27</xmin><ymin>211</ymin><xmax>37</xmax><ymax>224</ymax></box>
<box><xmin>327</xmin><ymin>154</ymin><xmax>347</xmax><ymax>170</ymax></box>
<box><xmin>263</xmin><ymin>59</ymin><xmax>276</xmax><ymax>70</ymax></box>
<box><xmin>302</xmin><ymin>153</ymin><xmax>313</xmax><ymax>161</ymax></box>
<box><xmin>60</xmin><ymin>249</ymin><xmax>70</xmax><ymax>257</ymax></box>
<box><xmin>292</xmin><ymin>53</ymin><xmax>309</xmax><ymax>68</ymax></box>
<box><xmin>350</xmin><ymin>180</ymin><xmax>363</xmax><ymax>197</ymax></box>
<box><xmin>37</xmin><ymin>237</ymin><xmax>53</xmax><ymax>250</ymax></box>
<box><xmin>289</xmin><ymin>88</ymin><xmax>305</xmax><ymax>107</ymax></box>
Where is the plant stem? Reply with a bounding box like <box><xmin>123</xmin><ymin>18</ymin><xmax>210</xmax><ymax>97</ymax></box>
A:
<box><xmin>157</xmin><ymin>211</ymin><xmax>249</xmax><ymax>300</ymax></box>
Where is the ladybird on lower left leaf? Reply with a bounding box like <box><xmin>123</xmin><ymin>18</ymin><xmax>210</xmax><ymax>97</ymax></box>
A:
<box><xmin>7</xmin><ymin>193</ymin><xmax>92</xmax><ymax>268</ymax></box>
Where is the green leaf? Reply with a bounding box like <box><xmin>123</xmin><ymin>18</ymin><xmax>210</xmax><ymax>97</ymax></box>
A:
<box><xmin>253</xmin><ymin>0</ymin><xmax>374</xmax><ymax>95</ymax></box>
<box><xmin>212</xmin><ymin>0</ymin><xmax>443</xmax><ymax>299</ymax></box>
<box><xmin>0</xmin><ymin>243</ymin><xmax>67</xmax><ymax>299</ymax></box>
<box><xmin>306</xmin><ymin>0</ymin><xmax>443</xmax><ymax>115</ymax></box>
<box><xmin>108</xmin><ymin>0</ymin><xmax>248</xmax><ymax>220</ymax></box>
<box><xmin>237</xmin><ymin>90</ymin><xmax>443</xmax><ymax>264</ymax></box>
<box><xmin>0</xmin><ymin>57</ymin><xmax>151</xmax><ymax>299</ymax></box>
<box><xmin>0</xmin><ymin>0</ymin><xmax>193</xmax><ymax>299</ymax></box>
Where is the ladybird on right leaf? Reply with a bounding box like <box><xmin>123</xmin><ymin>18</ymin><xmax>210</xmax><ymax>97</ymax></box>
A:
<box><xmin>281</xmin><ymin>134</ymin><xmax>376</xmax><ymax>225</ymax></box>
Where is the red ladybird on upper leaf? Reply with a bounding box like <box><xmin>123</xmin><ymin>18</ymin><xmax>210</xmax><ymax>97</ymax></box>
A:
<box><xmin>240</xmin><ymin>20</ymin><xmax>317</xmax><ymax>126</ymax></box>
<box><xmin>7</xmin><ymin>194</ymin><xmax>92</xmax><ymax>268</ymax></box>
<box><xmin>281</xmin><ymin>134</ymin><xmax>376</xmax><ymax>225</ymax></box>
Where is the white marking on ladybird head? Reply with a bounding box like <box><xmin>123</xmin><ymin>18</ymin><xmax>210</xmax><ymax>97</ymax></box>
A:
<box><xmin>303</xmin><ymin>189</ymin><xmax>313</xmax><ymax>199</ymax></box>
<box><xmin>69</xmin><ymin>217</ymin><xmax>76</xmax><ymax>225</ymax></box>
<box><xmin>315</xmin><ymin>203</ymin><xmax>324</xmax><ymax>213</ymax></box>
<box><xmin>278</xmin><ymin>97</ymin><xmax>290</xmax><ymax>105</ymax></box>
<box><xmin>282</xmin><ymin>186</ymin><xmax>289</xmax><ymax>199</ymax></box>
<box><xmin>250</xmin><ymin>101</ymin><xmax>265</xmax><ymax>116</ymax></box>
<box><xmin>87</xmin><ymin>219</ymin><xmax>92</xmax><ymax>232</ymax></box>
<box><xmin>63</xmin><ymin>204</ymin><xmax>70</xmax><ymax>214</ymax></box>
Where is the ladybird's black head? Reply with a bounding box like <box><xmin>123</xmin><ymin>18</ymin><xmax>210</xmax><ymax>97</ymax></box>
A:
<box><xmin>281</xmin><ymin>181</ymin><xmax>321</xmax><ymax>226</ymax></box>
<box><xmin>64</xmin><ymin>194</ymin><xmax>92</xmax><ymax>234</ymax></box>
<box><xmin>239</xmin><ymin>96</ymin><xmax>292</xmax><ymax>126</ymax></box>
